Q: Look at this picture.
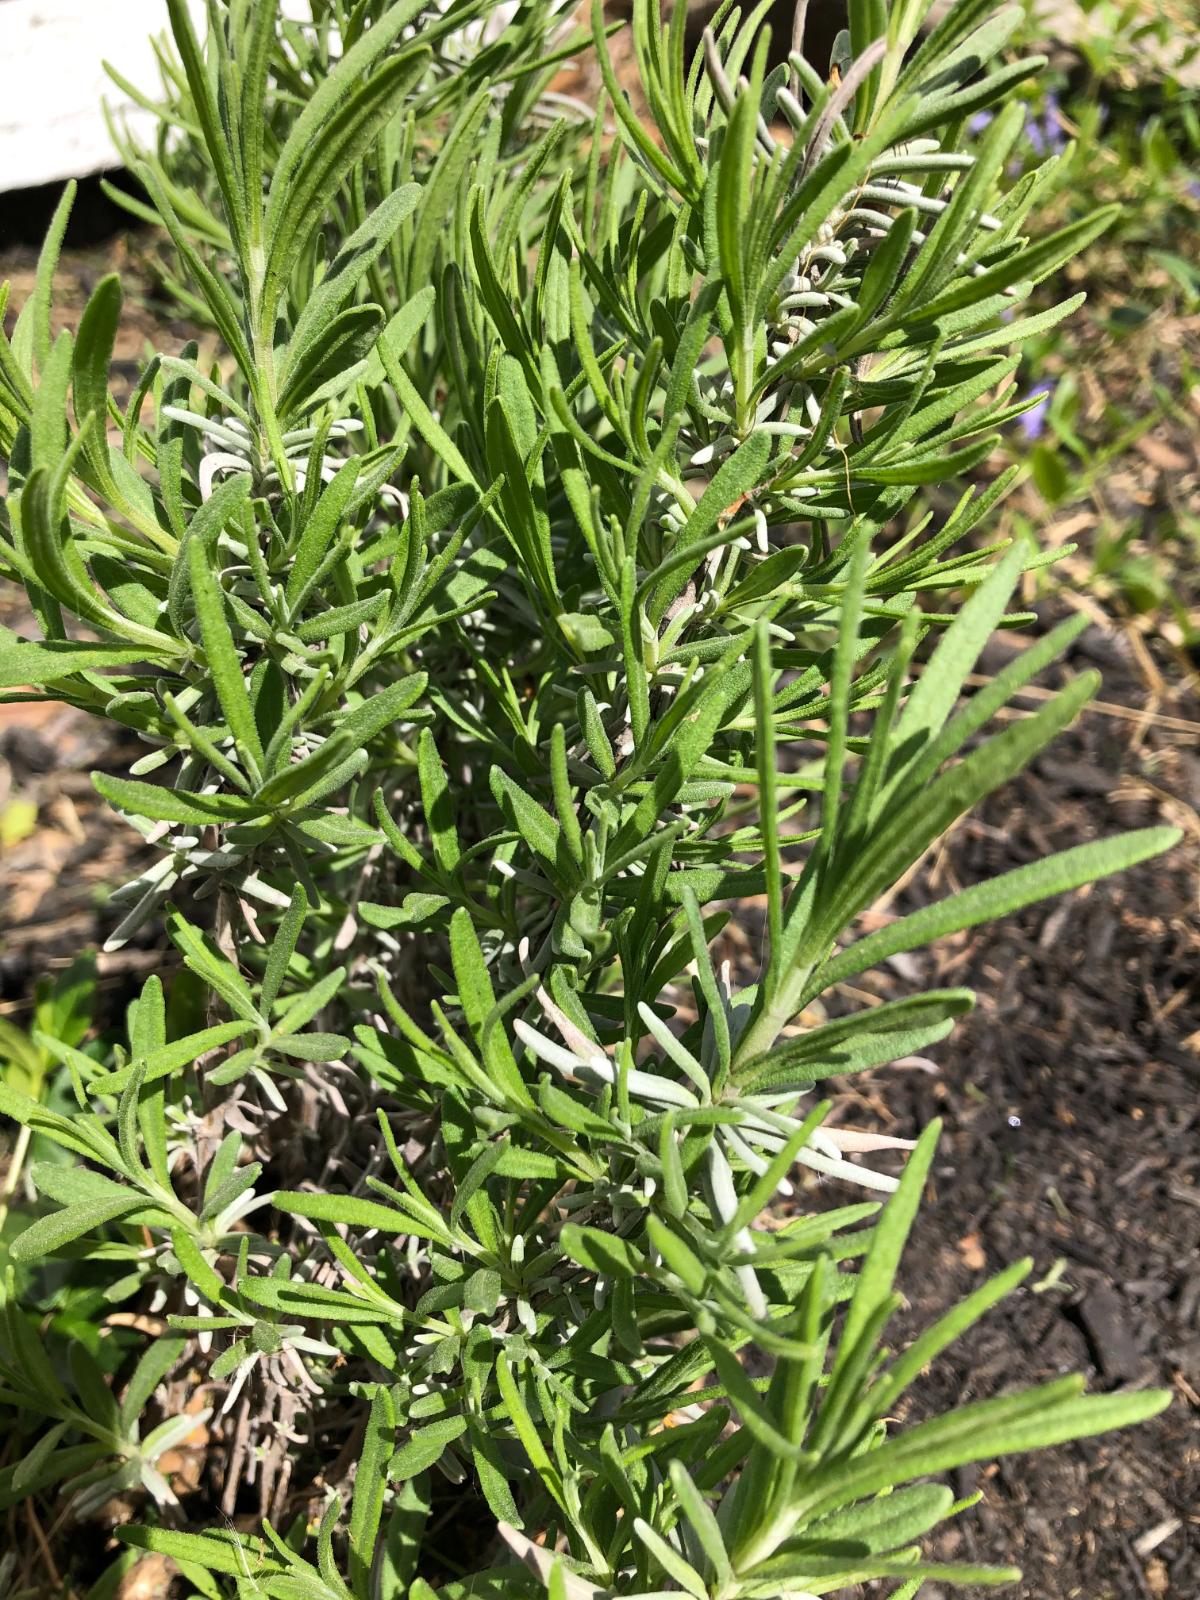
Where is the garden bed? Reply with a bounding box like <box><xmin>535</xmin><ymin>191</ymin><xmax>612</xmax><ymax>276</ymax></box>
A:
<box><xmin>2</xmin><ymin>217</ymin><xmax>1197</xmax><ymax>1597</ymax></box>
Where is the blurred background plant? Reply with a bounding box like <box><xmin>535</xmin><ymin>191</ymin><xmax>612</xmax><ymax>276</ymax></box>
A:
<box><xmin>974</xmin><ymin>0</ymin><xmax>1200</xmax><ymax>662</ymax></box>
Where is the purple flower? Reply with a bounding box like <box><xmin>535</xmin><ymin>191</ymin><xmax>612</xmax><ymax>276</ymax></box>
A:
<box><xmin>1019</xmin><ymin>381</ymin><xmax>1054</xmax><ymax>441</ymax></box>
<box><xmin>1023</xmin><ymin>92</ymin><xmax>1066</xmax><ymax>159</ymax></box>
<box><xmin>1043</xmin><ymin>90</ymin><xmax>1064</xmax><ymax>148</ymax></box>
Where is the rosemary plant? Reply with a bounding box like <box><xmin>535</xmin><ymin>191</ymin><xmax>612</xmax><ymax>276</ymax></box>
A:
<box><xmin>0</xmin><ymin>0</ymin><xmax>1176</xmax><ymax>1595</ymax></box>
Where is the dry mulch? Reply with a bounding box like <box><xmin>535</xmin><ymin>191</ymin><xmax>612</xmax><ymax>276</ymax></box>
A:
<box><xmin>865</xmin><ymin>608</ymin><xmax>1200</xmax><ymax>1600</ymax></box>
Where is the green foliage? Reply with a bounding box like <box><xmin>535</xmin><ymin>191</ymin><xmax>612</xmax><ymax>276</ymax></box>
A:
<box><xmin>0</xmin><ymin>0</ymin><xmax>1178</xmax><ymax>1595</ymax></box>
<box><xmin>971</xmin><ymin>0</ymin><xmax>1200</xmax><ymax>640</ymax></box>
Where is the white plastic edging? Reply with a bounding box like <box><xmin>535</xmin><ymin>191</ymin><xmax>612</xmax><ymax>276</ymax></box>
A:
<box><xmin>0</xmin><ymin>0</ymin><xmax>202</xmax><ymax>192</ymax></box>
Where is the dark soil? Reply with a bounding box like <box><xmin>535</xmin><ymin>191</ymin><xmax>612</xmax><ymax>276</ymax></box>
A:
<box><xmin>857</xmin><ymin>609</ymin><xmax>1200</xmax><ymax>1600</ymax></box>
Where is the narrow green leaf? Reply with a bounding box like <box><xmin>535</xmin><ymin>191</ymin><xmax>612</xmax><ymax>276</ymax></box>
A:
<box><xmin>807</xmin><ymin>828</ymin><xmax>1180</xmax><ymax>1002</ymax></box>
<box><xmin>10</xmin><ymin>1192</ymin><xmax>144</xmax><ymax>1261</ymax></box>
<box><xmin>350</xmin><ymin>1387</ymin><xmax>396</xmax><ymax>1598</ymax></box>
<box><xmin>189</xmin><ymin>514</ymin><xmax>264</xmax><ymax>779</ymax></box>
<box><xmin>449</xmin><ymin>909</ymin><xmax>533</xmax><ymax>1109</ymax></box>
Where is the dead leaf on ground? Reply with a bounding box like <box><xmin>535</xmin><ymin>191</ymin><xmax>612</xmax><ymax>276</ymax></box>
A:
<box><xmin>117</xmin><ymin>1553</ymin><xmax>178</xmax><ymax>1600</ymax></box>
<box><xmin>956</xmin><ymin>1233</ymin><xmax>987</xmax><ymax>1271</ymax></box>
